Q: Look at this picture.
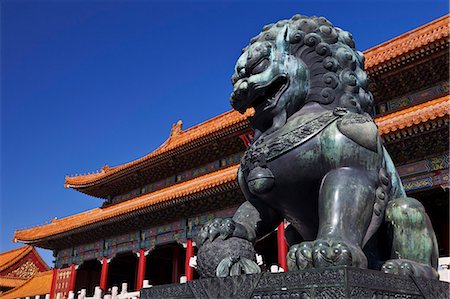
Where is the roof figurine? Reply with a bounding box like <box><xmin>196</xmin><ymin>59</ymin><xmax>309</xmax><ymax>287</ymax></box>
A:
<box><xmin>170</xmin><ymin>120</ymin><xmax>183</xmax><ymax>137</ymax></box>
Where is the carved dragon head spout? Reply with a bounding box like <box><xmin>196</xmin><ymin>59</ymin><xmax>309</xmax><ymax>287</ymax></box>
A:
<box><xmin>230</xmin><ymin>15</ymin><xmax>374</xmax><ymax>136</ymax></box>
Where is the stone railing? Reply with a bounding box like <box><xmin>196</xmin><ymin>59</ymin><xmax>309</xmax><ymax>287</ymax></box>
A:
<box><xmin>47</xmin><ymin>281</ymin><xmax>152</xmax><ymax>299</ymax></box>
<box><xmin>438</xmin><ymin>257</ymin><xmax>450</xmax><ymax>283</ymax></box>
<box><xmin>74</xmin><ymin>281</ymin><xmax>151</xmax><ymax>299</ymax></box>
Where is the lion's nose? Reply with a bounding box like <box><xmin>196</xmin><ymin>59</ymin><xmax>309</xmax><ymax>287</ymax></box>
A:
<box><xmin>233</xmin><ymin>85</ymin><xmax>247</xmax><ymax>100</ymax></box>
<box><xmin>232</xmin><ymin>80</ymin><xmax>249</xmax><ymax>100</ymax></box>
<box><xmin>230</xmin><ymin>80</ymin><xmax>249</xmax><ymax>111</ymax></box>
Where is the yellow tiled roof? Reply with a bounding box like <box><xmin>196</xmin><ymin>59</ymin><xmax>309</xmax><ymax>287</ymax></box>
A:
<box><xmin>364</xmin><ymin>14</ymin><xmax>449</xmax><ymax>70</ymax></box>
<box><xmin>0</xmin><ymin>271</ymin><xmax>52</xmax><ymax>299</ymax></box>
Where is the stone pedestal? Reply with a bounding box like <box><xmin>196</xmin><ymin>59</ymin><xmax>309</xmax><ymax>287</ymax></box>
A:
<box><xmin>140</xmin><ymin>266</ymin><xmax>449</xmax><ymax>298</ymax></box>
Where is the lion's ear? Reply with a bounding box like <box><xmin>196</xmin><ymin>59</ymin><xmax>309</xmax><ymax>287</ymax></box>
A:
<box><xmin>276</xmin><ymin>25</ymin><xmax>290</xmax><ymax>50</ymax></box>
<box><xmin>283</xmin><ymin>25</ymin><xmax>289</xmax><ymax>42</ymax></box>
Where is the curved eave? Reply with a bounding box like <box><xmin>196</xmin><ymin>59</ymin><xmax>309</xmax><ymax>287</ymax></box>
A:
<box><xmin>374</xmin><ymin>95</ymin><xmax>449</xmax><ymax>136</ymax></box>
<box><xmin>15</xmin><ymin>164</ymin><xmax>240</xmax><ymax>245</ymax></box>
<box><xmin>364</xmin><ymin>14</ymin><xmax>449</xmax><ymax>72</ymax></box>
<box><xmin>65</xmin><ymin>109</ymin><xmax>252</xmax><ymax>191</ymax></box>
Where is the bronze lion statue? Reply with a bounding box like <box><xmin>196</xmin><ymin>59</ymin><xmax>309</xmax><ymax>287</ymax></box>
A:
<box><xmin>197</xmin><ymin>15</ymin><xmax>438</xmax><ymax>280</ymax></box>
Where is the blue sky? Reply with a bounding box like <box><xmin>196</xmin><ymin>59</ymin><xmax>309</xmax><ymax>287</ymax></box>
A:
<box><xmin>1</xmin><ymin>0</ymin><xmax>448</xmax><ymax>267</ymax></box>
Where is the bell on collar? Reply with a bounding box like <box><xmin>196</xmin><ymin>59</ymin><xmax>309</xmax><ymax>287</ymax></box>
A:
<box><xmin>247</xmin><ymin>166</ymin><xmax>275</xmax><ymax>195</ymax></box>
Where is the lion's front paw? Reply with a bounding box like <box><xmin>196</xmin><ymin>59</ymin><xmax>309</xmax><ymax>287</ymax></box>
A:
<box><xmin>382</xmin><ymin>259</ymin><xmax>438</xmax><ymax>279</ymax></box>
<box><xmin>288</xmin><ymin>239</ymin><xmax>367</xmax><ymax>271</ymax></box>
<box><xmin>197</xmin><ymin>218</ymin><xmax>236</xmax><ymax>246</ymax></box>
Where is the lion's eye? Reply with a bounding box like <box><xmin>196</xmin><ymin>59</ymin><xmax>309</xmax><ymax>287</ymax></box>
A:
<box><xmin>249</xmin><ymin>58</ymin><xmax>269</xmax><ymax>75</ymax></box>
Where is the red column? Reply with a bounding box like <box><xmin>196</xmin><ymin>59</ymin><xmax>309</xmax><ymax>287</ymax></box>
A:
<box><xmin>50</xmin><ymin>268</ymin><xmax>58</xmax><ymax>299</ymax></box>
<box><xmin>136</xmin><ymin>249</ymin><xmax>147</xmax><ymax>290</ymax></box>
<box><xmin>68</xmin><ymin>264</ymin><xmax>77</xmax><ymax>292</ymax></box>
<box><xmin>172</xmin><ymin>246</ymin><xmax>181</xmax><ymax>283</ymax></box>
<box><xmin>277</xmin><ymin>221</ymin><xmax>288</xmax><ymax>271</ymax></box>
<box><xmin>99</xmin><ymin>257</ymin><xmax>110</xmax><ymax>291</ymax></box>
<box><xmin>185</xmin><ymin>239</ymin><xmax>194</xmax><ymax>281</ymax></box>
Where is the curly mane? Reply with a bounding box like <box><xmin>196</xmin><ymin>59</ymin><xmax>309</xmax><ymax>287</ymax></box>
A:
<box><xmin>243</xmin><ymin>15</ymin><xmax>373</xmax><ymax>114</ymax></box>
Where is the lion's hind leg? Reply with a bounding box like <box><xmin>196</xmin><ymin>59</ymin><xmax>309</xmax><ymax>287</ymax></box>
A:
<box><xmin>382</xmin><ymin>197</ymin><xmax>439</xmax><ymax>279</ymax></box>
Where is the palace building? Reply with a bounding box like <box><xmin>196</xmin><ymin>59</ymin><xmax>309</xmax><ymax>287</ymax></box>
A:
<box><xmin>11</xmin><ymin>15</ymin><xmax>449</xmax><ymax>297</ymax></box>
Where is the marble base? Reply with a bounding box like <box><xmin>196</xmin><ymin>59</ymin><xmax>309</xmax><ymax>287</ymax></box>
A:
<box><xmin>140</xmin><ymin>266</ymin><xmax>449</xmax><ymax>298</ymax></box>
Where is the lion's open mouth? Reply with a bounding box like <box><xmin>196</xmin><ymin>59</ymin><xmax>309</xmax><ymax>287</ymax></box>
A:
<box><xmin>233</xmin><ymin>75</ymin><xmax>289</xmax><ymax>114</ymax></box>
<box><xmin>252</xmin><ymin>75</ymin><xmax>288</xmax><ymax>113</ymax></box>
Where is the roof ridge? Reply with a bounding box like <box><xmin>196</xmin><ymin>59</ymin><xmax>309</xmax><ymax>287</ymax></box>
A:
<box><xmin>0</xmin><ymin>245</ymin><xmax>30</xmax><ymax>256</ymax></box>
<box><xmin>64</xmin><ymin>109</ymin><xmax>251</xmax><ymax>188</ymax></box>
<box><xmin>364</xmin><ymin>14</ymin><xmax>449</xmax><ymax>69</ymax></box>
<box><xmin>65</xmin><ymin>110</ymin><xmax>240</xmax><ymax>180</ymax></box>
<box><xmin>364</xmin><ymin>14</ymin><xmax>449</xmax><ymax>54</ymax></box>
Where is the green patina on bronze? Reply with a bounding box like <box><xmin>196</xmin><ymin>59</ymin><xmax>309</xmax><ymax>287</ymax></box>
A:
<box><xmin>197</xmin><ymin>14</ymin><xmax>439</xmax><ymax>280</ymax></box>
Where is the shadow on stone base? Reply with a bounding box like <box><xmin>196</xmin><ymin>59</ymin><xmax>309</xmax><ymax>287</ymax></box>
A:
<box><xmin>141</xmin><ymin>266</ymin><xmax>449</xmax><ymax>298</ymax></box>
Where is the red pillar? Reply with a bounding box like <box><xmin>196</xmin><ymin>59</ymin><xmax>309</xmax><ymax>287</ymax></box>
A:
<box><xmin>277</xmin><ymin>221</ymin><xmax>288</xmax><ymax>271</ymax></box>
<box><xmin>136</xmin><ymin>249</ymin><xmax>147</xmax><ymax>290</ymax></box>
<box><xmin>50</xmin><ymin>268</ymin><xmax>58</xmax><ymax>299</ymax></box>
<box><xmin>99</xmin><ymin>257</ymin><xmax>110</xmax><ymax>291</ymax></box>
<box><xmin>68</xmin><ymin>264</ymin><xmax>77</xmax><ymax>292</ymax></box>
<box><xmin>185</xmin><ymin>239</ymin><xmax>194</xmax><ymax>281</ymax></box>
<box><xmin>172</xmin><ymin>246</ymin><xmax>181</xmax><ymax>283</ymax></box>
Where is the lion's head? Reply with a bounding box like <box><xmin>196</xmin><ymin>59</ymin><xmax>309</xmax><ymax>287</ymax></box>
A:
<box><xmin>230</xmin><ymin>15</ymin><xmax>373</xmax><ymax>131</ymax></box>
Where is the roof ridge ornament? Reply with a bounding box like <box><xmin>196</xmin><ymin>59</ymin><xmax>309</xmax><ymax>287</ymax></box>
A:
<box><xmin>170</xmin><ymin>120</ymin><xmax>183</xmax><ymax>138</ymax></box>
<box><xmin>101</xmin><ymin>164</ymin><xmax>110</xmax><ymax>173</ymax></box>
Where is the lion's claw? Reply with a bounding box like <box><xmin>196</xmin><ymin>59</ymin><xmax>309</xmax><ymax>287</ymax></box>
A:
<box><xmin>197</xmin><ymin>218</ymin><xmax>237</xmax><ymax>246</ymax></box>
<box><xmin>219</xmin><ymin>218</ymin><xmax>236</xmax><ymax>239</ymax></box>
<box><xmin>208</xmin><ymin>219</ymin><xmax>222</xmax><ymax>241</ymax></box>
